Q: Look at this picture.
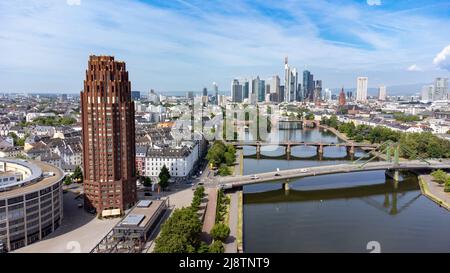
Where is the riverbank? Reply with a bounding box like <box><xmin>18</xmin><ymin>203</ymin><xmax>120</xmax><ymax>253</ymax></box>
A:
<box><xmin>419</xmin><ymin>175</ymin><xmax>450</xmax><ymax>211</ymax></box>
<box><xmin>319</xmin><ymin>125</ymin><xmax>350</xmax><ymax>142</ymax></box>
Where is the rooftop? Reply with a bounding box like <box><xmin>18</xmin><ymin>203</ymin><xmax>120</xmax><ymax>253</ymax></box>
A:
<box><xmin>0</xmin><ymin>158</ymin><xmax>64</xmax><ymax>198</ymax></box>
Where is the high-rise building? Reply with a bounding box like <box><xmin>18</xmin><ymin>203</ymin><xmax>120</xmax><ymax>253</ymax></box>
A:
<box><xmin>339</xmin><ymin>87</ymin><xmax>346</xmax><ymax>106</ymax></box>
<box><xmin>378</xmin><ymin>85</ymin><xmax>387</xmax><ymax>101</ymax></box>
<box><xmin>213</xmin><ymin>82</ymin><xmax>219</xmax><ymax>105</ymax></box>
<box><xmin>80</xmin><ymin>55</ymin><xmax>137</xmax><ymax>213</ymax></box>
<box><xmin>346</xmin><ymin>91</ymin><xmax>353</xmax><ymax>101</ymax></box>
<box><xmin>421</xmin><ymin>85</ymin><xmax>434</xmax><ymax>101</ymax></box>
<box><xmin>259</xmin><ymin>79</ymin><xmax>265</xmax><ymax>102</ymax></box>
<box><xmin>284</xmin><ymin>57</ymin><xmax>298</xmax><ymax>102</ymax></box>
<box><xmin>323</xmin><ymin>88</ymin><xmax>332</xmax><ymax>102</ymax></box>
<box><xmin>252</xmin><ymin>76</ymin><xmax>265</xmax><ymax>102</ymax></box>
<box><xmin>303</xmin><ymin>70</ymin><xmax>315</xmax><ymax>101</ymax></box>
<box><xmin>148</xmin><ymin>89</ymin><xmax>159</xmax><ymax>104</ymax></box>
<box><xmin>434</xmin><ymin>77</ymin><xmax>448</xmax><ymax>101</ymax></box>
<box><xmin>131</xmin><ymin>91</ymin><xmax>141</xmax><ymax>101</ymax></box>
<box><xmin>356</xmin><ymin>77</ymin><xmax>368</xmax><ymax>102</ymax></box>
<box><xmin>270</xmin><ymin>76</ymin><xmax>279</xmax><ymax>94</ymax></box>
<box><xmin>231</xmin><ymin>79</ymin><xmax>243</xmax><ymax>103</ymax></box>
<box><xmin>242</xmin><ymin>79</ymin><xmax>249</xmax><ymax>99</ymax></box>
<box><xmin>202</xmin><ymin>87</ymin><xmax>208</xmax><ymax>97</ymax></box>
<box><xmin>314</xmin><ymin>80</ymin><xmax>322</xmax><ymax>102</ymax></box>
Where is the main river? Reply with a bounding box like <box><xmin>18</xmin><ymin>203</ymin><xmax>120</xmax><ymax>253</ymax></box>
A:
<box><xmin>241</xmin><ymin>128</ymin><xmax>450</xmax><ymax>252</ymax></box>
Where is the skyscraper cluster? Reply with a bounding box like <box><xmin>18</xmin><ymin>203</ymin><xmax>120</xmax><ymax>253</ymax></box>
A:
<box><xmin>230</xmin><ymin>57</ymin><xmax>323</xmax><ymax>103</ymax></box>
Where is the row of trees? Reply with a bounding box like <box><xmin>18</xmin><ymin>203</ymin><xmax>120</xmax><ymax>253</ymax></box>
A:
<box><xmin>20</xmin><ymin>116</ymin><xmax>77</xmax><ymax>127</ymax></box>
<box><xmin>154</xmin><ymin>185</ymin><xmax>230</xmax><ymax>253</ymax></box>
<box><xmin>321</xmin><ymin>115</ymin><xmax>450</xmax><ymax>159</ymax></box>
<box><xmin>208</xmin><ymin>189</ymin><xmax>231</xmax><ymax>253</ymax></box>
<box><xmin>191</xmin><ymin>186</ymin><xmax>205</xmax><ymax>210</ymax></box>
<box><xmin>206</xmin><ymin>141</ymin><xmax>236</xmax><ymax>176</ymax></box>
<box><xmin>153</xmin><ymin>206</ymin><xmax>202</xmax><ymax>253</ymax></box>
<box><xmin>393</xmin><ymin>113</ymin><xmax>421</xmax><ymax>123</ymax></box>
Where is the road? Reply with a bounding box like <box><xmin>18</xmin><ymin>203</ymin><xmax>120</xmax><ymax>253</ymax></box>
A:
<box><xmin>209</xmin><ymin>160</ymin><xmax>450</xmax><ymax>188</ymax></box>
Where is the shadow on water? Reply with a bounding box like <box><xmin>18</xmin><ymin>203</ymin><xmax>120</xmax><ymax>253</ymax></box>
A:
<box><xmin>244</xmin><ymin>176</ymin><xmax>419</xmax><ymax>207</ymax></box>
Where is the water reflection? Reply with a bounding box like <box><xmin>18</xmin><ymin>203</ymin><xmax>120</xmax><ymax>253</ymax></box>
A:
<box><xmin>243</xmin><ymin>171</ymin><xmax>450</xmax><ymax>253</ymax></box>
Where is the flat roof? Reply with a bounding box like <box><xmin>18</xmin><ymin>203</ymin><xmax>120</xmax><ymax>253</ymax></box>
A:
<box><xmin>121</xmin><ymin>214</ymin><xmax>145</xmax><ymax>226</ymax></box>
<box><xmin>136</xmin><ymin>200</ymin><xmax>152</xmax><ymax>208</ymax></box>
<box><xmin>0</xmin><ymin>159</ymin><xmax>64</xmax><ymax>199</ymax></box>
<box><xmin>116</xmin><ymin>200</ymin><xmax>165</xmax><ymax>229</ymax></box>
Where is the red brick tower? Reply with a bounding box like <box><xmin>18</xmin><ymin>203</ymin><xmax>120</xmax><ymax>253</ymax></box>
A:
<box><xmin>80</xmin><ymin>55</ymin><xmax>137</xmax><ymax>214</ymax></box>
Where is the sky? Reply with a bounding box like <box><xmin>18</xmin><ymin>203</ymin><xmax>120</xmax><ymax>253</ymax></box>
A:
<box><xmin>0</xmin><ymin>0</ymin><xmax>450</xmax><ymax>94</ymax></box>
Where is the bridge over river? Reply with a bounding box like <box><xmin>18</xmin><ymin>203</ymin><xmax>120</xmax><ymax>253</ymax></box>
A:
<box><xmin>226</xmin><ymin>140</ymin><xmax>378</xmax><ymax>159</ymax></box>
<box><xmin>209</xmin><ymin>160</ymin><xmax>450</xmax><ymax>189</ymax></box>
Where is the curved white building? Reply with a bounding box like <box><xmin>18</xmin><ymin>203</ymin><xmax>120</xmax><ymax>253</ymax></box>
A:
<box><xmin>0</xmin><ymin>158</ymin><xmax>64</xmax><ymax>252</ymax></box>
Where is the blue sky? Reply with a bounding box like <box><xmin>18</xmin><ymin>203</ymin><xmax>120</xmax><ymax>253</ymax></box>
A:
<box><xmin>0</xmin><ymin>0</ymin><xmax>449</xmax><ymax>93</ymax></box>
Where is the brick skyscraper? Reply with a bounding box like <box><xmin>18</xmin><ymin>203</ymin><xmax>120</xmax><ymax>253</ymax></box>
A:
<box><xmin>80</xmin><ymin>55</ymin><xmax>137</xmax><ymax>214</ymax></box>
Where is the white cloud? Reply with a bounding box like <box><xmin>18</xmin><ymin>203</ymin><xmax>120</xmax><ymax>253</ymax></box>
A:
<box><xmin>407</xmin><ymin>64</ymin><xmax>422</xmax><ymax>71</ymax></box>
<box><xmin>66</xmin><ymin>0</ymin><xmax>81</xmax><ymax>6</ymax></box>
<box><xmin>433</xmin><ymin>45</ymin><xmax>450</xmax><ymax>71</ymax></box>
<box><xmin>367</xmin><ymin>0</ymin><xmax>382</xmax><ymax>6</ymax></box>
<box><xmin>1</xmin><ymin>0</ymin><xmax>450</xmax><ymax>91</ymax></box>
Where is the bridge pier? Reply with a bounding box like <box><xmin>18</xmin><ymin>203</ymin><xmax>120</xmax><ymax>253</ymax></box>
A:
<box><xmin>285</xmin><ymin>144</ymin><xmax>291</xmax><ymax>160</ymax></box>
<box><xmin>282</xmin><ymin>182</ymin><xmax>290</xmax><ymax>192</ymax></box>
<box><xmin>256</xmin><ymin>144</ymin><xmax>261</xmax><ymax>160</ymax></box>
<box><xmin>385</xmin><ymin>169</ymin><xmax>401</xmax><ymax>182</ymax></box>
<box><xmin>317</xmin><ymin>144</ymin><xmax>324</xmax><ymax>156</ymax></box>
<box><xmin>346</xmin><ymin>145</ymin><xmax>355</xmax><ymax>157</ymax></box>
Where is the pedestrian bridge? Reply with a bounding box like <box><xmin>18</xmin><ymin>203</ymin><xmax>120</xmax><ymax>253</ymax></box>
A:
<box><xmin>212</xmin><ymin>160</ymin><xmax>450</xmax><ymax>188</ymax></box>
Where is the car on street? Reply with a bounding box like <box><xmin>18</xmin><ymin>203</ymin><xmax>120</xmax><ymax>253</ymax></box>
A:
<box><xmin>77</xmin><ymin>203</ymin><xmax>83</xmax><ymax>208</ymax></box>
<box><xmin>299</xmin><ymin>168</ymin><xmax>309</xmax><ymax>173</ymax></box>
<box><xmin>250</xmin><ymin>175</ymin><xmax>259</xmax><ymax>180</ymax></box>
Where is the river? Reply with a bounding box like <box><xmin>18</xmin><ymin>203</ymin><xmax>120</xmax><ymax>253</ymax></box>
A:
<box><xmin>241</xmin><ymin>128</ymin><xmax>450</xmax><ymax>252</ymax></box>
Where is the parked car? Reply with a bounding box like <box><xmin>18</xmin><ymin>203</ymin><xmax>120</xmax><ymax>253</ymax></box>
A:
<box><xmin>77</xmin><ymin>203</ymin><xmax>83</xmax><ymax>208</ymax></box>
<box><xmin>144</xmin><ymin>192</ymin><xmax>152</xmax><ymax>196</ymax></box>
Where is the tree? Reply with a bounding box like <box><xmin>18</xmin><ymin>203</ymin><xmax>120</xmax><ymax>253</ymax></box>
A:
<box><xmin>210</xmin><ymin>223</ymin><xmax>230</xmax><ymax>242</ymax></box>
<box><xmin>72</xmin><ymin>166</ymin><xmax>83</xmax><ymax>182</ymax></box>
<box><xmin>143</xmin><ymin>177</ymin><xmax>152</xmax><ymax>187</ymax></box>
<box><xmin>445</xmin><ymin>180</ymin><xmax>450</xmax><ymax>193</ymax></box>
<box><xmin>8</xmin><ymin>132</ymin><xmax>18</xmax><ymax>144</ymax></box>
<box><xmin>197</xmin><ymin>242</ymin><xmax>210</xmax><ymax>253</ymax></box>
<box><xmin>63</xmin><ymin>176</ymin><xmax>72</xmax><ymax>185</ymax></box>
<box><xmin>224</xmin><ymin>152</ymin><xmax>235</xmax><ymax>166</ymax></box>
<box><xmin>431</xmin><ymin>169</ymin><xmax>448</xmax><ymax>184</ymax></box>
<box><xmin>218</xmin><ymin>165</ymin><xmax>231</xmax><ymax>176</ymax></box>
<box><xmin>158</xmin><ymin>165</ymin><xmax>171</xmax><ymax>190</ymax></box>
<box><xmin>209</xmin><ymin>240</ymin><xmax>224</xmax><ymax>253</ymax></box>
<box><xmin>153</xmin><ymin>207</ymin><xmax>202</xmax><ymax>253</ymax></box>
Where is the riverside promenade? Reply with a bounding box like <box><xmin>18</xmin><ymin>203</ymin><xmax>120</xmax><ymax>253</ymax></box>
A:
<box><xmin>200</xmin><ymin>188</ymin><xmax>218</xmax><ymax>244</ymax></box>
<box><xmin>419</xmin><ymin>175</ymin><xmax>450</xmax><ymax>211</ymax></box>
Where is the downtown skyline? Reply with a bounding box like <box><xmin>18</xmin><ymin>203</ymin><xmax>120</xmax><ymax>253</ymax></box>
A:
<box><xmin>1</xmin><ymin>0</ymin><xmax>450</xmax><ymax>93</ymax></box>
